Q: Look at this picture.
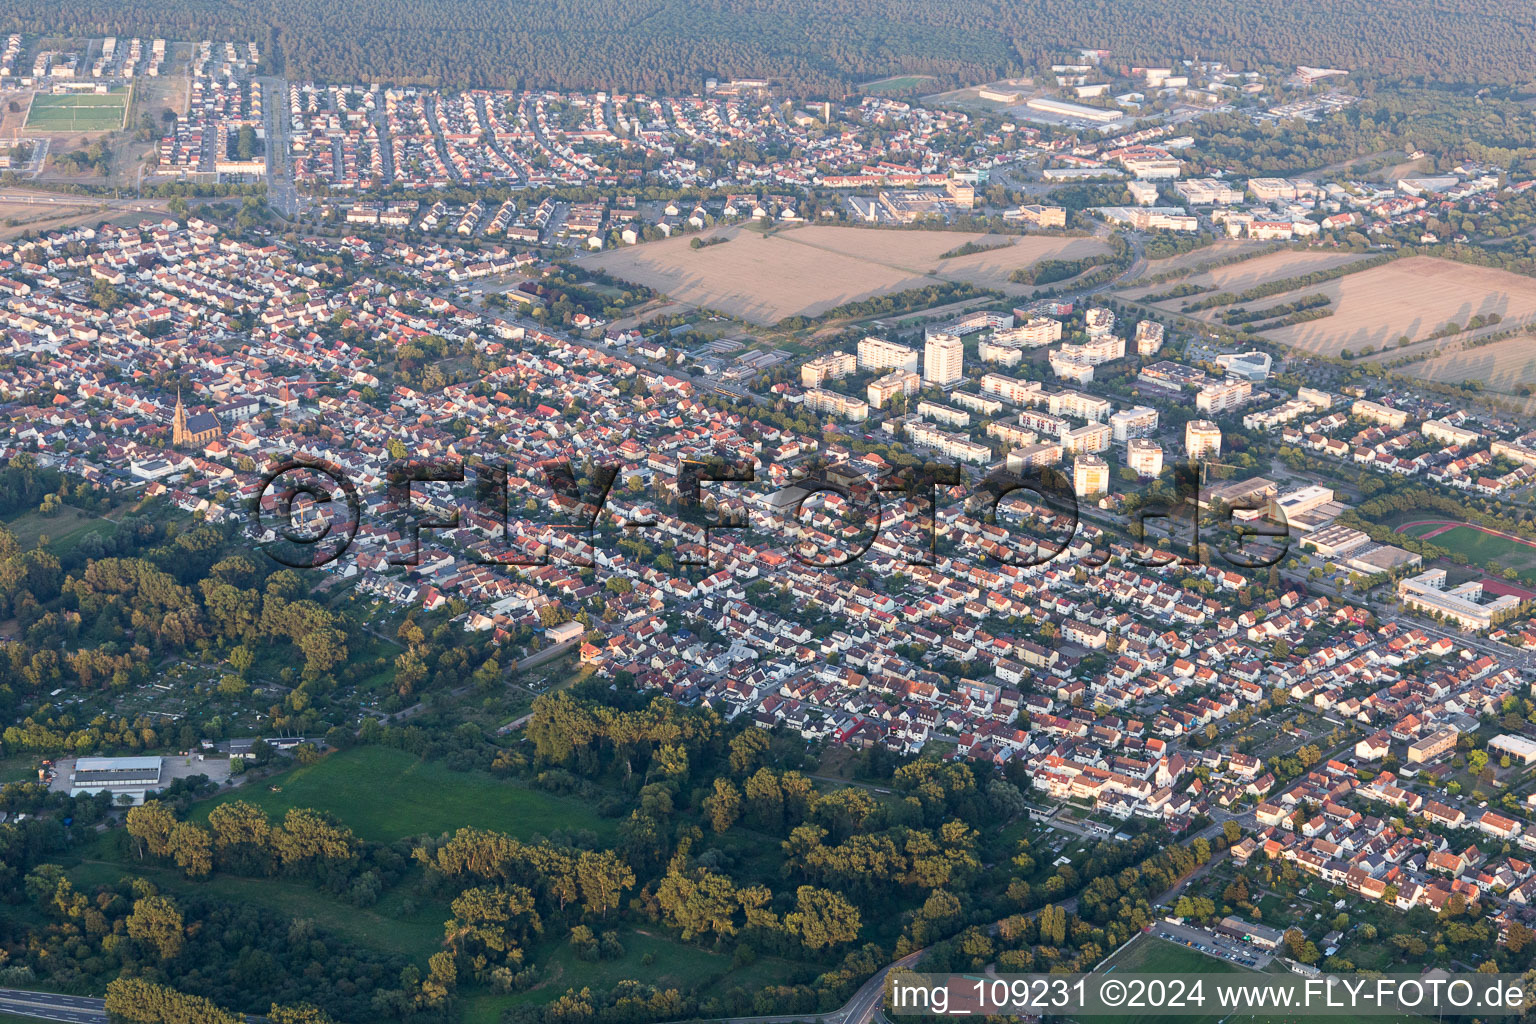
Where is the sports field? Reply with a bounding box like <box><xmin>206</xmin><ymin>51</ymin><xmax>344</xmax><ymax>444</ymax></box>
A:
<box><xmin>1396</xmin><ymin>520</ymin><xmax>1536</xmax><ymax>575</ymax></box>
<box><xmin>1097</xmin><ymin>936</ymin><xmax>1417</xmax><ymax>1024</ymax></box>
<box><xmin>24</xmin><ymin>90</ymin><xmax>129</xmax><ymax>131</ymax></box>
<box><xmin>195</xmin><ymin>745</ymin><xmax>618</xmax><ymax>842</ymax></box>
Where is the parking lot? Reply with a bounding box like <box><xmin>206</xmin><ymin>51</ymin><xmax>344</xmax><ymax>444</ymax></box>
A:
<box><xmin>1157</xmin><ymin>920</ymin><xmax>1275</xmax><ymax>969</ymax></box>
<box><xmin>45</xmin><ymin>753</ymin><xmax>233</xmax><ymax>799</ymax></box>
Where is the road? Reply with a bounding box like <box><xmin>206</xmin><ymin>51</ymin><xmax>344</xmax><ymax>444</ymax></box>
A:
<box><xmin>0</xmin><ymin>190</ymin><xmax>161</xmax><ymax>214</ymax></box>
<box><xmin>0</xmin><ymin>988</ymin><xmax>107</xmax><ymax>1024</ymax></box>
<box><xmin>260</xmin><ymin>75</ymin><xmax>298</xmax><ymax>218</ymax></box>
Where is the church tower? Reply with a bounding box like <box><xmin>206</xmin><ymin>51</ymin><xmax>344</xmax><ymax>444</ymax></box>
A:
<box><xmin>169</xmin><ymin>387</ymin><xmax>222</xmax><ymax>449</ymax></box>
<box><xmin>172</xmin><ymin>388</ymin><xmax>189</xmax><ymax>447</ymax></box>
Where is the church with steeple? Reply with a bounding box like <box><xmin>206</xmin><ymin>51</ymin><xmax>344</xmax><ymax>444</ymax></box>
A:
<box><xmin>171</xmin><ymin>390</ymin><xmax>222</xmax><ymax>448</ymax></box>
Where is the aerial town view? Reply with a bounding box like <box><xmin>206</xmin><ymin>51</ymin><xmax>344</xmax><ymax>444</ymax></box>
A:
<box><xmin>6</xmin><ymin>2</ymin><xmax>1536</xmax><ymax>1023</ymax></box>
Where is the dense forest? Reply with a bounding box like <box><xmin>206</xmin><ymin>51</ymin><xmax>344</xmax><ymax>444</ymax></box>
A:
<box><xmin>11</xmin><ymin>0</ymin><xmax>1536</xmax><ymax>95</ymax></box>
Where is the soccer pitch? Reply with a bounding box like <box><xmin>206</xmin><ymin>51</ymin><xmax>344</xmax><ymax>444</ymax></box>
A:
<box><xmin>24</xmin><ymin>89</ymin><xmax>129</xmax><ymax>131</ymax></box>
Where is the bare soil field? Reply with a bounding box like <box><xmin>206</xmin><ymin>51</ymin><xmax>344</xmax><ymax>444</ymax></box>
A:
<box><xmin>0</xmin><ymin>89</ymin><xmax>30</xmax><ymax>137</ymax></box>
<box><xmin>0</xmin><ymin>200</ymin><xmax>105</xmax><ymax>239</ymax></box>
<box><xmin>1399</xmin><ymin>332</ymin><xmax>1536</xmax><ymax>394</ymax></box>
<box><xmin>585</xmin><ymin>225</ymin><xmax>1106</xmax><ymax>325</ymax></box>
<box><xmin>1147</xmin><ymin>248</ymin><xmax>1372</xmax><ymax>301</ymax></box>
<box><xmin>1256</xmin><ymin>257</ymin><xmax>1536</xmax><ymax>356</ymax></box>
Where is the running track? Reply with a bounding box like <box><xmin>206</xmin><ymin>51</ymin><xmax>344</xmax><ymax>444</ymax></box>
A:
<box><xmin>1395</xmin><ymin>519</ymin><xmax>1536</xmax><ymax>550</ymax></box>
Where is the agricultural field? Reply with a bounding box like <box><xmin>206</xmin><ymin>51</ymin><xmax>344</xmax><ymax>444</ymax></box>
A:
<box><xmin>1398</xmin><ymin>330</ymin><xmax>1536</xmax><ymax>394</ymax></box>
<box><xmin>1142</xmin><ymin>248</ymin><xmax>1370</xmax><ymax>301</ymax></box>
<box><xmin>585</xmin><ymin>224</ymin><xmax>1106</xmax><ymax>325</ymax></box>
<box><xmin>1258</xmin><ymin>257</ymin><xmax>1536</xmax><ymax>355</ymax></box>
<box><xmin>24</xmin><ymin>89</ymin><xmax>129</xmax><ymax>132</ymax></box>
<box><xmin>194</xmin><ymin>746</ymin><xmax>619</xmax><ymax>843</ymax></box>
<box><xmin>1120</xmin><ymin>238</ymin><xmax>1272</xmax><ymax>287</ymax></box>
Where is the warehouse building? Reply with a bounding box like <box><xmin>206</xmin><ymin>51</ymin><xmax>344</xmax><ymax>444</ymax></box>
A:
<box><xmin>68</xmin><ymin>755</ymin><xmax>163</xmax><ymax>803</ymax></box>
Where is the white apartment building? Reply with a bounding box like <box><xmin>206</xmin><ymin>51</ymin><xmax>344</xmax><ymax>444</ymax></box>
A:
<box><xmin>800</xmin><ymin>351</ymin><xmax>857</xmax><ymax>388</ymax></box>
<box><xmin>995</xmin><ymin>317</ymin><xmax>1063</xmax><ymax>348</ymax></box>
<box><xmin>1110</xmin><ymin>405</ymin><xmax>1159</xmax><ymax>441</ymax></box>
<box><xmin>1063</xmin><ymin>421</ymin><xmax>1112</xmax><ymax>454</ymax></box>
<box><xmin>977</xmin><ymin>339</ymin><xmax>1024</xmax><ymax>366</ymax></box>
<box><xmin>866</xmin><ymin>370</ymin><xmax>921</xmax><ymax>409</ymax></box>
<box><xmin>1134</xmin><ymin>319</ymin><xmax>1164</xmax><ymax>355</ymax></box>
<box><xmin>1084</xmin><ymin>306</ymin><xmax>1117</xmax><ymax>340</ymax></box>
<box><xmin>1073</xmin><ymin>454</ymin><xmax>1110</xmax><ymax>497</ymax></box>
<box><xmin>857</xmin><ymin>336</ymin><xmax>919</xmax><ymax>373</ymax></box>
<box><xmin>1186</xmin><ymin>419</ymin><xmax>1222</xmax><ymax>458</ymax></box>
<box><xmin>906</xmin><ymin>422</ymin><xmax>992</xmax><ymax>464</ymax></box>
<box><xmin>802</xmin><ymin>388</ymin><xmax>869</xmax><ymax>422</ymax></box>
<box><xmin>1196</xmin><ymin>378</ymin><xmax>1253</xmax><ymax>414</ymax></box>
<box><xmin>1127</xmin><ymin>438</ymin><xmax>1164</xmax><ymax>478</ymax></box>
<box><xmin>1048</xmin><ymin>389</ymin><xmax>1113</xmax><ymax>421</ymax></box>
<box><xmin>923</xmin><ymin>332</ymin><xmax>965</xmax><ymax>386</ymax></box>
<box><xmin>981</xmin><ymin>373</ymin><xmax>1042</xmax><ymax>406</ymax></box>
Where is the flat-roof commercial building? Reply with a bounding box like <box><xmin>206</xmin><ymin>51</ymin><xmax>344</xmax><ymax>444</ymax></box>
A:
<box><xmin>69</xmin><ymin>755</ymin><xmax>163</xmax><ymax>802</ymax></box>
<box><xmin>1398</xmin><ymin>569</ymin><xmax>1520</xmax><ymax>632</ymax></box>
<box><xmin>1490</xmin><ymin>734</ymin><xmax>1536</xmax><ymax>766</ymax></box>
<box><xmin>1218</xmin><ymin>915</ymin><xmax>1285</xmax><ymax>950</ymax></box>
<box><xmin>1026</xmin><ymin>96</ymin><xmax>1124</xmax><ymax>124</ymax></box>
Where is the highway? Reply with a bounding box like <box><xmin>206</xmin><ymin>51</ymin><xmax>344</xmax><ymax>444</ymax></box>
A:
<box><xmin>0</xmin><ymin>988</ymin><xmax>107</xmax><ymax>1024</ymax></box>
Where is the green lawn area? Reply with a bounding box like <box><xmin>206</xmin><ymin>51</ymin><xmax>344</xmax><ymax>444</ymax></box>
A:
<box><xmin>68</xmin><ymin>853</ymin><xmax>445</xmax><ymax>962</ymax></box>
<box><xmin>0</xmin><ymin>753</ymin><xmax>39</xmax><ymax>784</ymax></box>
<box><xmin>1097</xmin><ymin>936</ymin><xmax>1420</xmax><ymax>1024</ymax></box>
<box><xmin>3</xmin><ymin>506</ymin><xmax>116</xmax><ymax>554</ymax></box>
<box><xmin>24</xmin><ymin>90</ymin><xmax>129</xmax><ymax>131</ymax></box>
<box><xmin>193</xmin><ymin>746</ymin><xmax>618</xmax><ymax>843</ymax></box>
<box><xmin>1396</xmin><ymin>522</ymin><xmax>1536</xmax><ymax>576</ymax></box>
<box><xmin>859</xmin><ymin>75</ymin><xmax>935</xmax><ymax>93</ymax></box>
<box><xmin>1103</xmin><ymin>935</ymin><xmax>1253</xmax><ymax>978</ymax></box>
<box><xmin>458</xmin><ymin>927</ymin><xmax>807</xmax><ymax>1024</ymax></box>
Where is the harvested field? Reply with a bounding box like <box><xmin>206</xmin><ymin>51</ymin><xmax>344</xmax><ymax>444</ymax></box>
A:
<box><xmin>0</xmin><ymin>200</ymin><xmax>104</xmax><ymax>239</ymax></box>
<box><xmin>934</xmin><ymin>233</ymin><xmax>1107</xmax><ymax>290</ymax></box>
<box><xmin>1257</xmin><ymin>256</ymin><xmax>1536</xmax><ymax>356</ymax></box>
<box><xmin>585</xmin><ymin>225</ymin><xmax>1106</xmax><ymax>325</ymax></box>
<box><xmin>1399</xmin><ymin>332</ymin><xmax>1536</xmax><ymax>394</ymax></box>
<box><xmin>1127</xmin><ymin>238</ymin><xmax>1269</xmax><ymax>282</ymax></box>
<box><xmin>1146</xmin><ymin>248</ymin><xmax>1371</xmax><ymax>302</ymax></box>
